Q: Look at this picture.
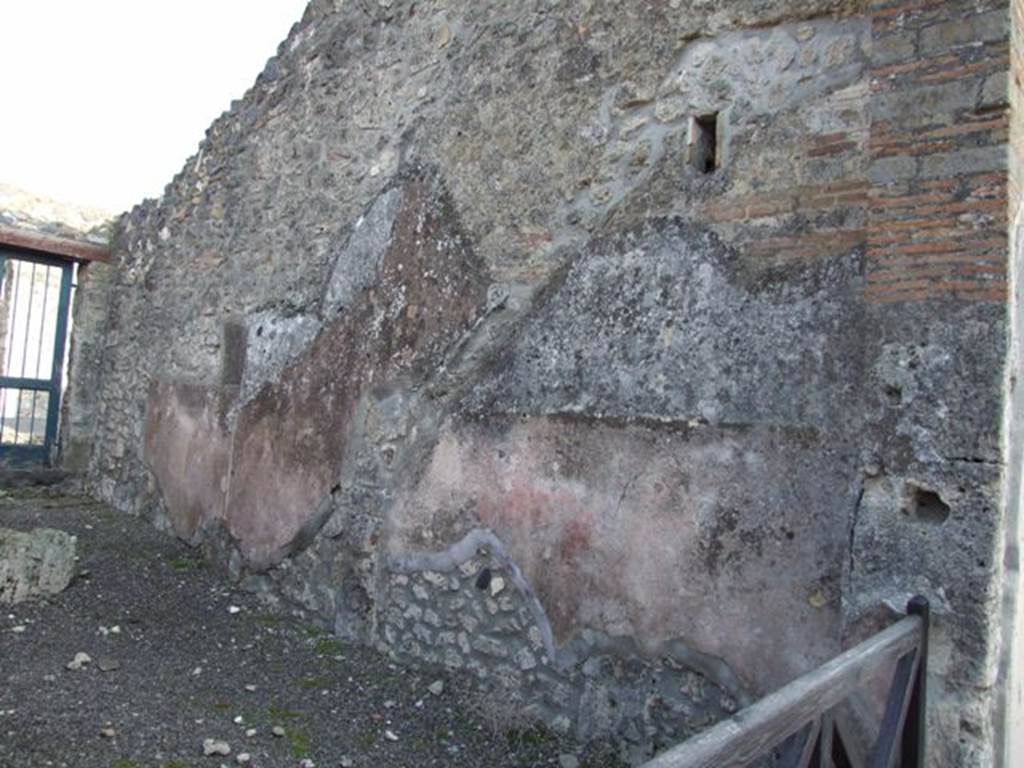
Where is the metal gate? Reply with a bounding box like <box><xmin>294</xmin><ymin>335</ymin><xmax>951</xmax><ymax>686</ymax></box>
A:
<box><xmin>0</xmin><ymin>249</ymin><xmax>73</xmax><ymax>465</ymax></box>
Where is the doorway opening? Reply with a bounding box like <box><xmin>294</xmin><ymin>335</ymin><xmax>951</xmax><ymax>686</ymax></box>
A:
<box><xmin>0</xmin><ymin>249</ymin><xmax>74</xmax><ymax>465</ymax></box>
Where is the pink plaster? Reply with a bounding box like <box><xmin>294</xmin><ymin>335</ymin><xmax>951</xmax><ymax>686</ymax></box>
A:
<box><xmin>389</xmin><ymin>416</ymin><xmax>843</xmax><ymax>693</ymax></box>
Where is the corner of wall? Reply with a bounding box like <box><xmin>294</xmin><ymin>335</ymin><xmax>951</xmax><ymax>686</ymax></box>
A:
<box><xmin>995</xmin><ymin>3</ymin><xmax>1024</xmax><ymax>764</ymax></box>
<box><xmin>60</xmin><ymin>255</ymin><xmax>117</xmax><ymax>475</ymax></box>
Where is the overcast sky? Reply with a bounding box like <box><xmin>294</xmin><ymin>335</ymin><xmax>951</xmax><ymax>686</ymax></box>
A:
<box><xmin>1</xmin><ymin>0</ymin><xmax>310</xmax><ymax>214</ymax></box>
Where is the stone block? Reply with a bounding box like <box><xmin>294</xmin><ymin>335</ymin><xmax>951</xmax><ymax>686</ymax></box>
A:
<box><xmin>919</xmin><ymin>143</ymin><xmax>1007</xmax><ymax>179</ymax></box>
<box><xmin>871</xmin><ymin>31</ymin><xmax>918</xmax><ymax>66</ymax></box>
<box><xmin>868</xmin><ymin>155</ymin><xmax>918</xmax><ymax>185</ymax></box>
<box><xmin>872</xmin><ymin>82</ymin><xmax>978</xmax><ymax>127</ymax></box>
<box><xmin>0</xmin><ymin>527</ymin><xmax>77</xmax><ymax>604</ymax></box>
<box><xmin>919</xmin><ymin>9</ymin><xmax>1010</xmax><ymax>55</ymax></box>
<box><xmin>979</xmin><ymin>72</ymin><xmax>1009</xmax><ymax>109</ymax></box>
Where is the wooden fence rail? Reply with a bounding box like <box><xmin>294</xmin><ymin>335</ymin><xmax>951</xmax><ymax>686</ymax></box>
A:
<box><xmin>641</xmin><ymin>597</ymin><xmax>930</xmax><ymax>768</ymax></box>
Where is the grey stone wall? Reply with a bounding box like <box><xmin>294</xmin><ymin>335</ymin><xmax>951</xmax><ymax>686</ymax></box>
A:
<box><xmin>996</xmin><ymin>1</ymin><xmax>1024</xmax><ymax>762</ymax></box>
<box><xmin>70</xmin><ymin>0</ymin><xmax>1018</xmax><ymax>763</ymax></box>
<box><xmin>61</xmin><ymin>260</ymin><xmax>116</xmax><ymax>472</ymax></box>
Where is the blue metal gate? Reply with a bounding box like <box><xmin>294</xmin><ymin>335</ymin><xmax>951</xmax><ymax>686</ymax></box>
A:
<box><xmin>0</xmin><ymin>248</ymin><xmax>73</xmax><ymax>465</ymax></box>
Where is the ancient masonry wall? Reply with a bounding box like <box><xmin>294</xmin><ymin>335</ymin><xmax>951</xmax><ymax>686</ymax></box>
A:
<box><xmin>998</xmin><ymin>0</ymin><xmax>1024</xmax><ymax>764</ymax></box>
<box><xmin>66</xmin><ymin>0</ymin><xmax>1016</xmax><ymax>763</ymax></box>
<box><xmin>61</xmin><ymin>259</ymin><xmax>116</xmax><ymax>472</ymax></box>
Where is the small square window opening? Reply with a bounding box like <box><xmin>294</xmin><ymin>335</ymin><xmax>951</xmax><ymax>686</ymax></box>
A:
<box><xmin>689</xmin><ymin>113</ymin><xmax>719</xmax><ymax>174</ymax></box>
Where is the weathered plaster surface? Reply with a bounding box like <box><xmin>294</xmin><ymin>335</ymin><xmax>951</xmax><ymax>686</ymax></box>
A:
<box><xmin>464</xmin><ymin>221</ymin><xmax>864</xmax><ymax>426</ymax></box>
<box><xmin>391</xmin><ymin>416</ymin><xmax>850</xmax><ymax>692</ymax></box>
<box><xmin>143</xmin><ymin>381</ymin><xmax>230</xmax><ymax>543</ymax></box>
<box><xmin>386</xmin><ymin>219</ymin><xmax>866</xmax><ymax>693</ymax></box>
<box><xmin>226</xmin><ymin>174</ymin><xmax>489</xmax><ymax>568</ymax></box>
<box><xmin>70</xmin><ymin>0</ymin><xmax>1019</xmax><ymax>763</ymax></box>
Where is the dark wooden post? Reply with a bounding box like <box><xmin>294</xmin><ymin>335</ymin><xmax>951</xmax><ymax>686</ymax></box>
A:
<box><xmin>901</xmin><ymin>596</ymin><xmax>930</xmax><ymax>768</ymax></box>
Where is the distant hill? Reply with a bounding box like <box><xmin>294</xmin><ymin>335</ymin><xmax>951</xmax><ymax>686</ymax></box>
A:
<box><xmin>0</xmin><ymin>183</ymin><xmax>114</xmax><ymax>245</ymax></box>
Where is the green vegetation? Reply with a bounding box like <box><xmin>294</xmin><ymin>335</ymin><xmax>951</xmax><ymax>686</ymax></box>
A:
<box><xmin>313</xmin><ymin>637</ymin><xmax>345</xmax><ymax>657</ymax></box>
<box><xmin>286</xmin><ymin>726</ymin><xmax>312</xmax><ymax>758</ymax></box>
<box><xmin>505</xmin><ymin>725</ymin><xmax>556</xmax><ymax>749</ymax></box>
<box><xmin>266</xmin><ymin>703</ymin><xmax>301</xmax><ymax>721</ymax></box>
<box><xmin>303</xmin><ymin>623</ymin><xmax>345</xmax><ymax>655</ymax></box>
<box><xmin>295</xmin><ymin>674</ymin><xmax>330</xmax><ymax>690</ymax></box>
<box><xmin>355</xmin><ymin>727</ymin><xmax>377</xmax><ymax>750</ymax></box>
<box><xmin>168</xmin><ymin>556</ymin><xmax>203</xmax><ymax>572</ymax></box>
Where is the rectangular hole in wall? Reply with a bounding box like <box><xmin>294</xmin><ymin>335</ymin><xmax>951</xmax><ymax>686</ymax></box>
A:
<box><xmin>689</xmin><ymin>113</ymin><xmax>719</xmax><ymax>174</ymax></box>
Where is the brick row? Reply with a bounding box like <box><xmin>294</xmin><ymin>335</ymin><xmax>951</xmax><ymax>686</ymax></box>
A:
<box><xmin>870</xmin><ymin>116</ymin><xmax>1008</xmax><ymax>155</ymax></box>
<box><xmin>868</xmin><ymin>227</ymin><xmax>1006</xmax><ymax>246</ymax></box>
<box><xmin>870</xmin><ymin>252</ymin><xmax>1006</xmax><ymax>271</ymax></box>
<box><xmin>744</xmin><ymin>229</ymin><xmax>866</xmax><ymax>260</ymax></box>
<box><xmin>870</xmin><ymin>45</ymin><xmax>1009</xmax><ymax>91</ymax></box>
<box><xmin>871</xmin><ymin>0</ymin><xmax>1006</xmax><ymax>33</ymax></box>
<box><xmin>701</xmin><ymin>180</ymin><xmax>870</xmax><ymax>223</ymax></box>
<box><xmin>865</xmin><ymin>282</ymin><xmax>1007</xmax><ymax>303</ymax></box>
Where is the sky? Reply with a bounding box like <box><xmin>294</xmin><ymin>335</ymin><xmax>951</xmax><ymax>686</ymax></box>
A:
<box><xmin>1</xmin><ymin>0</ymin><xmax>311</xmax><ymax>214</ymax></box>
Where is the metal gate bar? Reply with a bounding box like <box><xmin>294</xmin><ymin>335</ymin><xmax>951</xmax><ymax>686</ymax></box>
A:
<box><xmin>0</xmin><ymin>249</ymin><xmax>73</xmax><ymax>465</ymax></box>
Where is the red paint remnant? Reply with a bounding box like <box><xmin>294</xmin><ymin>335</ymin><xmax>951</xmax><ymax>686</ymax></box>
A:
<box><xmin>559</xmin><ymin>516</ymin><xmax>593</xmax><ymax>562</ymax></box>
<box><xmin>221</xmin><ymin>175</ymin><xmax>490</xmax><ymax>568</ymax></box>
<box><xmin>518</xmin><ymin>229</ymin><xmax>554</xmax><ymax>250</ymax></box>
<box><xmin>478</xmin><ymin>485</ymin><xmax>560</xmax><ymax>528</ymax></box>
<box><xmin>143</xmin><ymin>380</ymin><xmax>230</xmax><ymax>543</ymax></box>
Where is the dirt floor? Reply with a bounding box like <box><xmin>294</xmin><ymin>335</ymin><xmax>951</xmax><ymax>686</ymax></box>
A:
<box><xmin>0</xmin><ymin>491</ymin><xmax>625</xmax><ymax>768</ymax></box>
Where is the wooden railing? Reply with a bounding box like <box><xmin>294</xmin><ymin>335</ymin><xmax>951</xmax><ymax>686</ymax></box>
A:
<box><xmin>641</xmin><ymin>597</ymin><xmax>930</xmax><ymax>768</ymax></box>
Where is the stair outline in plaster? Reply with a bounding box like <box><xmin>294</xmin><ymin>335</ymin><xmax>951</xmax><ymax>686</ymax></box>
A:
<box><xmin>185</xmin><ymin>12</ymin><xmax>871</xmax><ymax>687</ymax></box>
<box><xmin>222</xmin><ymin>15</ymin><xmax>870</xmax><ymax>459</ymax></box>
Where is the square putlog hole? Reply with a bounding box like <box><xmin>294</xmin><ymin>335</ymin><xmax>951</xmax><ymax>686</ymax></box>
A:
<box><xmin>689</xmin><ymin>113</ymin><xmax>719</xmax><ymax>174</ymax></box>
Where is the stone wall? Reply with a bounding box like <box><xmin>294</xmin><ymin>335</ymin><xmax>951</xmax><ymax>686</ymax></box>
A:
<box><xmin>61</xmin><ymin>259</ymin><xmax>116</xmax><ymax>472</ymax></box>
<box><xmin>849</xmin><ymin>4</ymin><xmax>1012</xmax><ymax>765</ymax></box>
<box><xmin>997</xmin><ymin>0</ymin><xmax>1024</xmax><ymax>764</ymax></box>
<box><xmin>71</xmin><ymin>0</ymin><xmax>1017</xmax><ymax>763</ymax></box>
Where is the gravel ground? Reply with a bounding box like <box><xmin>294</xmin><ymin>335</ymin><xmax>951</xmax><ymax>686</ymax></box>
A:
<box><xmin>0</xmin><ymin>491</ymin><xmax>625</xmax><ymax>768</ymax></box>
